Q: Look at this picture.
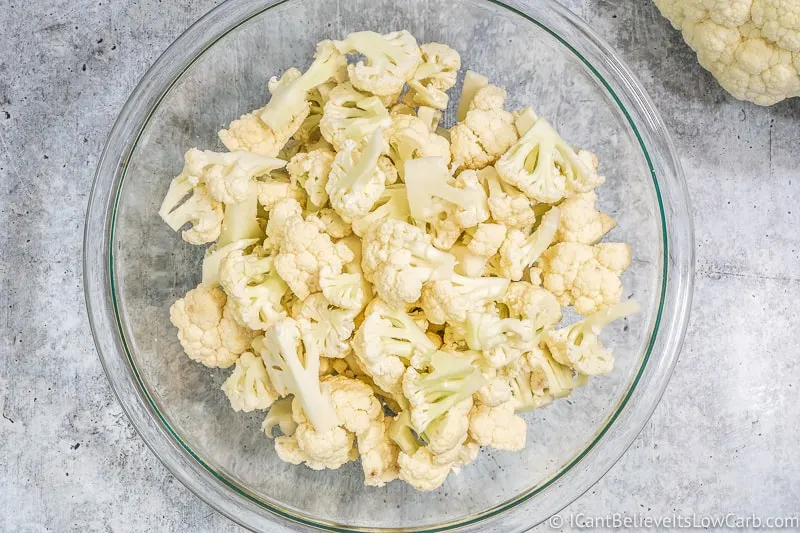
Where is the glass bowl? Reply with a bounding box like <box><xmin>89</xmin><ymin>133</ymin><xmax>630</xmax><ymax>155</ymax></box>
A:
<box><xmin>84</xmin><ymin>0</ymin><xmax>694</xmax><ymax>531</ymax></box>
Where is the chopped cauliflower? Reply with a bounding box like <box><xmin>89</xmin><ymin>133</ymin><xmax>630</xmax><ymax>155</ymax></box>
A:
<box><xmin>537</xmin><ymin>242</ymin><xmax>632</xmax><ymax>315</ymax></box>
<box><xmin>481</xmin><ymin>166</ymin><xmax>536</xmax><ymax>229</ymax></box>
<box><xmin>468</xmin><ymin>401</ymin><xmax>527</xmax><ymax>451</ymax></box>
<box><xmin>358</xmin><ymin>416</ymin><xmax>400</xmax><ymax>487</ymax></box>
<box><xmin>398</xmin><ymin>447</ymin><xmax>452</xmax><ymax>492</ymax></box>
<box><xmin>219</xmin><ymin>248</ymin><xmax>288</xmax><ymax>330</ymax></box>
<box><xmin>419</xmin><ymin>274</ymin><xmax>509</xmax><ymax>325</ymax></box>
<box><xmin>406</xmin><ymin>43</ymin><xmax>461</xmax><ymax>110</ymax></box>
<box><xmin>556</xmin><ymin>191</ymin><xmax>617</xmax><ymax>244</ymax></box>
<box><xmin>274</xmin><ymin>215</ymin><xmax>354</xmax><ymax>300</ymax></box>
<box><xmin>287</xmin><ymin>149</ymin><xmax>335</xmax><ymax>208</ymax></box>
<box><xmin>450</xmin><ymin>85</ymin><xmax>518</xmax><ymax>170</ymax></box>
<box><xmin>335</xmin><ymin>30</ymin><xmax>422</xmax><ymax>96</ymax></box>
<box><xmin>221</xmin><ymin>352</ymin><xmax>279</xmax><ymax>412</ymax></box>
<box><xmin>320</xmin><ymin>82</ymin><xmax>392</xmax><ymax>151</ymax></box>
<box><xmin>326</xmin><ymin>130</ymin><xmax>389</xmax><ymax>222</ymax></box>
<box><xmin>495</xmin><ymin>206</ymin><xmax>560</xmax><ymax>281</ymax></box>
<box><xmin>291</xmin><ymin>294</ymin><xmax>357</xmax><ymax>358</ymax></box>
<box><xmin>169</xmin><ymin>284</ymin><xmax>256</xmax><ymax>368</ymax></box>
<box><xmin>385</xmin><ymin>114</ymin><xmax>451</xmax><ymax>178</ymax></box>
<box><xmin>467</xmin><ymin>223</ymin><xmax>507</xmax><ymax>257</ymax></box>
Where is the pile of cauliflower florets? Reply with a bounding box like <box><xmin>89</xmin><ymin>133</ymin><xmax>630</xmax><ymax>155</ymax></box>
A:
<box><xmin>160</xmin><ymin>30</ymin><xmax>639</xmax><ymax>492</ymax></box>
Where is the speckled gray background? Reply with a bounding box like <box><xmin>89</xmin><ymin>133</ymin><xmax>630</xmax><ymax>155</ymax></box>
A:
<box><xmin>1</xmin><ymin>0</ymin><xmax>798</xmax><ymax>532</ymax></box>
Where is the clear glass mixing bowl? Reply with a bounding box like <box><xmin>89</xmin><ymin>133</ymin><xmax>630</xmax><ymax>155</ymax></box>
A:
<box><xmin>84</xmin><ymin>0</ymin><xmax>694</xmax><ymax>531</ymax></box>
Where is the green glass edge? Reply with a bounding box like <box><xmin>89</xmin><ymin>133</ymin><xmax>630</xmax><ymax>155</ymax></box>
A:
<box><xmin>106</xmin><ymin>0</ymin><xmax>670</xmax><ymax>531</ymax></box>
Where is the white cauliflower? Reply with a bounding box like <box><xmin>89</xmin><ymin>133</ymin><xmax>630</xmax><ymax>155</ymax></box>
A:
<box><xmin>495</xmin><ymin>118</ymin><xmax>603</xmax><ymax>204</ymax></box>
<box><xmin>654</xmin><ymin>0</ymin><xmax>800</xmax><ymax>105</ymax></box>
<box><xmin>320</xmin><ymin>82</ymin><xmax>392</xmax><ymax>151</ymax></box>
<box><xmin>357</xmin><ymin>416</ymin><xmax>400</xmax><ymax>487</ymax></box>
<box><xmin>468</xmin><ymin>401</ymin><xmax>527</xmax><ymax>451</ymax></box>
<box><xmin>324</xmin><ymin>374</ymin><xmax>383</xmax><ymax>435</ymax></box>
<box><xmin>450</xmin><ymin>85</ymin><xmax>519</xmax><ymax>170</ymax></box>
<box><xmin>221</xmin><ymin>351</ymin><xmax>279</xmax><ymax>412</ymax></box>
<box><xmin>218</xmin><ymin>70</ymin><xmax>309</xmax><ymax>157</ymax></box>
<box><xmin>423</xmin><ymin>398</ymin><xmax>472</xmax><ymax>463</ymax></box>
<box><xmin>326</xmin><ymin>130</ymin><xmax>389</xmax><ymax>222</ymax></box>
<box><xmin>405</xmin><ymin>158</ymin><xmax>489</xmax><ymax>229</ymax></box>
<box><xmin>524</xmin><ymin>345</ymin><xmax>576</xmax><ymax>409</ymax></box>
<box><xmin>556</xmin><ymin>191</ymin><xmax>617</xmax><ymax>244</ymax></box>
<box><xmin>256</xmin><ymin>175</ymin><xmax>306</xmax><ymax>211</ymax></box>
<box><xmin>335</xmin><ymin>30</ymin><xmax>422</xmax><ymax>96</ymax></box>
<box><xmin>406</xmin><ymin>43</ymin><xmax>461</xmax><ymax>110</ymax></box>
<box><xmin>466</xmin><ymin>223</ymin><xmax>507</xmax><ymax>257</ymax></box>
<box><xmin>502</xmin><ymin>281</ymin><xmax>563</xmax><ymax>336</ymax></box>
<box><xmin>276</xmin><ymin>414</ymin><xmax>358</xmax><ymax>471</ymax></box>
<box><xmin>385</xmin><ymin>114</ymin><xmax>451</xmax><ymax>178</ymax></box>
<box><xmin>352</xmin><ymin>299</ymin><xmax>436</xmax><ymax>398</ymax></box>
<box><xmin>351</xmin><ymin>185</ymin><xmax>411</xmax><ymax>237</ymax></box>
<box><xmin>537</xmin><ymin>242</ymin><xmax>632</xmax><ymax>315</ymax></box>
<box><xmin>286</xmin><ymin>149</ymin><xmax>335</xmax><ymax>208</ymax></box>
<box><xmin>291</xmin><ymin>294</ymin><xmax>357</xmax><ymax>359</ymax></box>
<box><xmin>398</xmin><ymin>447</ymin><xmax>452</xmax><ymax>492</ymax></box>
<box><xmin>361</xmin><ymin>220</ymin><xmax>457</xmax><ymax>308</ymax></box>
<box><xmin>495</xmin><ymin>206</ymin><xmax>561</xmax><ymax>281</ymax></box>
<box><xmin>319</xmin><ymin>236</ymin><xmax>372</xmax><ymax>312</ymax></box>
<box><xmin>544</xmin><ymin>300</ymin><xmax>640</xmax><ymax>376</ymax></box>
<box><xmin>219</xmin><ymin>248</ymin><xmax>288</xmax><ymax>330</ymax></box>
<box><xmin>481</xmin><ymin>166</ymin><xmax>537</xmax><ymax>229</ymax></box>
<box><xmin>274</xmin><ymin>215</ymin><xmax>354</xmax><ymax>300</ymax></box>
<box><xmin>169</xmin><ymin>284</ymin><xmax>256</xmax><ymax>368</ymax></box>
<box><xmin>308</xmin><ymin>208</ymin><xmax>352</xmax><ymax>239</ymax></box>
<box><xmin>419</xmin><ymin>274</ymin><xmax>509</xmax><ymax>325</ymax></box>
<box><xmin>183</xmin><ymin>149</ymin><xmax>287</xmax><ymax>205</ymax></box>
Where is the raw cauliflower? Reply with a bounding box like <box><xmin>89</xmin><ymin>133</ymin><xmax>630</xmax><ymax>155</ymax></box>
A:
<box><xmin>556</xmin><ymin>191</ymin><xmax>617</xmax><ymax>244</ymax></box>
<box><xmin>169</xmin><ymin>284</ymin><xmax>256</xmax><ymax>368</ymax></box>
<box><xmin>274</xmin><ymin>215</ymin><xmax>355</xmax><ymax>300</ymax></box>
<box><xmin>468</xmin><ymin>401</ymin><xmax>527</xmax><ymax>451</ymax></box>
<box><xmin>287</xmin><ymin>149</ymin><xmax>335</xmax><ymax>208</ymax></box>
<box><xmin>221</xmin><ymin>351</ymin><xmax>278</xmax><ymax>412</ymax></box>
<box><xmin>449</xmin><ymin>85</ymin><xmax>518</xmax><ymax>170</ymax></box>
<box><xmin>537</xmin><ymin>242</ymin><xmax>632</xmax><ymax>315</ymax></box>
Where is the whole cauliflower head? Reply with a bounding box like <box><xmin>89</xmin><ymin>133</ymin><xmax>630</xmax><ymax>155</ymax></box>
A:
<box><xmin>654</xmin><ymin>0</ymin><xmax>800</xmax><ymax>105</ymax></box>
<box><xmin>169</xmin><ymin>283</ymin><xmax>257</xmax><ymax>368</ymax></box>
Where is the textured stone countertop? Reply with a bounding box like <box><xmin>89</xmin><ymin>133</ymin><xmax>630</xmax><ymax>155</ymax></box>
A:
<box><xmin>1</xmin><ymin>0</ymin><xmax>798</xmax><ymax>531</ymax></box>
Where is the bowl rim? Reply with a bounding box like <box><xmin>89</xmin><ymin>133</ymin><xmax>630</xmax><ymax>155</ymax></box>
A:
<box><xmin>83</xmin><ymin>0</ymin><xmax>695</xmax><ymax>531</ymax></box>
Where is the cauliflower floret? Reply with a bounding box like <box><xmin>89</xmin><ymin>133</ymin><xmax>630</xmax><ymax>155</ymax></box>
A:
<box><xmin>556</xmin><ymin>191</ymin><xmax>617</xmax><ymax>244</ymax></box>
<box><xmin>221</xmin><ymin>351</ymin><xmax>279</xmax><ymax>412</ymax></box>
<box><xmin>385</xmin><ymin>114</ymin><xmax>451</xmax><ymax>179</ymax></box>
<box><xmin>263</xmin><ymin>197</ymin><xmax>303</xmax><ymax>250</ymax></box>
<box><xmin>358</xmin><ymin>416</ymin><xmax>400</xmax><ymax>487</ymax></box>
<box><xmin>278</xmin><ymin>420</ymin><xmax>358</xmax><ymax>470</ymax></box>
<box><xmin>475</xmin><ymin>372</ymin><xmax>513</xmax><ymax>407</ymax></box>
<box><xmin>286</xmin><ymin>149</ymin><xmax>335</xmax><ymax>208</ymax></box>
<box><xmin>181</xmin><ymin>149</ymin><xmax>287</xmax><ymax>205</ymax></box>
<box><xmin>544</xmin><ymin>300</ymin><xmax>640</xmax><ymax>376</ymax></box>
<box><xmin>422</xmin><ymin>398</ymin><xmax>472</xmax><ymax>463</ymax></box>
<box><xmin>469</xmin><ymin>84</ymin><xmax>507</xmax><ymax>112</ymax></box>
<box><xmin>218</xmin><ymin>70</ymin><xmax>309</xmax><ymax>157</ymax></box>
<box><xmin>256</xmin><ymin>176</ymin><xmax>306</xmax><ymax>211</ymax></box>
<box><xmin>262</xmin><ymin>396</ymin><xmax>298</xmax><ymax>438</ymax></box>
<box><xmin>308</xmin><ymin>208</ymin><xmax>352</xmax><ymax>239</ymax></box>
<box><xmin>253</xmin><ymin>318</ymin><xmax>340</xmax><ymax>431</ymax></box>
<box><xmin>324</xmin><ymin>374</ymin><xmax>383</xmax><ymax>435</ymax></box>
<box><xmin>326</xmin><ymin>130</ymin><xmax>389</xmax><ymax>223</ymax></box>
<box><xmin>351</xmin><ymin>185</ymin><xmax>411</xmax><ymax>237</ymax></box>
<box><xmin>259</xmin><ymin>40</ymin><xmax>347</xmax><ymax>132</ymax></box>
<box><xmin>352</xmin><ymin>299</ymin><xmax>436</xmax><ymax>398</ymax></box>
<box><xmin>537</xmin><ymin>242</ymin><xmax>632</xmax><ymax>315</ymax></box>
<box><xmin>160</xmin><ymin>183</ymin><xmax>224</xmax><ymax>245</ymax></box>
<box><xmin>495</xmin><ymin>206</ymin><xmax>561</xmax><ymax>281</ymax></box>
<box><xmin>219</xmin><ymin>249</ymin><xmax>289</xmax><ymax>330</ymax></box>
<box><xmin>523</xmin><ymin>345</ymin><xmax>576</xmax><ymax>409</ymax></box>
<box><xmin>467</xmin><ymin>223</ymin><xmax>507</xmax><ymax>257</ymax></box>
<box><xmin>361</xmin><ymin>220</ymin><xmax>456</xmax><ymax>308</ymax></box>
<box><xmin>468</xmin><ymin>401</ymin><xmax>527</xmax><ymax>451</ymax></box>
<box><xmin>398</xmin><ymin>447</ymin><xmax>452</xmax><ymax>492</ymax></box>
<box><xmin>405</xmin><ymin>158</ymin><xmax>489</xmax><ymax>230</ymax></box>
<box><xmin>495</xmin><ymin>118</ymin><xmax>604</xmax><ymax>204</ymax></box>
<box><xmin>405</xmin><ymin>43</ymin><xmax>461</xmax><ymax>110</ymax></box>
<box><xmin>464</xmin><ymin>311</ymin><xmax>533</xmax><ymax>354</ymax></box>
<box><xmin>481</xmin><ymin>166</ymin><xmax>536</xmax><ymax>228</ymax></box>
<box><xmin>319</xmin><ymin>236</ymin><xmax>372</xmax><ymax>312</ymax></box>
<box><xmin>420</xmin><ymin>274</ymin><xmax>509</xmax><ymax>325</ymax></box>
<box><xmin>291</xmin><ymin>294</ymin><xmax>356</xmax><ymax>359</ymax></box>
<box><xmin>274</xmin><ymin>215</ymin><xmax>355</xmax><ymax>300</ymax></box>
<box><xmin>403</xmin><ymin>350</ymin><xmax>487</xmax><ymax>434</ymax></box>
<box><xmin>169</xmin><ymin>284</ymin><xmax>256</xmax><ymax>368</ymax></box>
<box><xmin>449</xmin><ymin>85</ymin><xmax>518</xmax><ymax>171</ymax></box>
<box><xmin>320</xmin><ymin>83</ymin><xmax>393</xmax><ymax>151</ymax></box>
<box><xmin>502</xmin><ymin>281</ymin><xmax>562</xmax><ymax>336</ymax></box>
<box><xmin>334</xmin><ymin>30</ymin><xmax>422</xmax><ymax>96</ymax></box>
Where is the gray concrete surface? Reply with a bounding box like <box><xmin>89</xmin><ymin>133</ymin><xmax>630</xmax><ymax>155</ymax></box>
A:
<box><xmin>1</xmin><ymin>0</ymin><xmax>798</xmax><ymax>532</ymax></box>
